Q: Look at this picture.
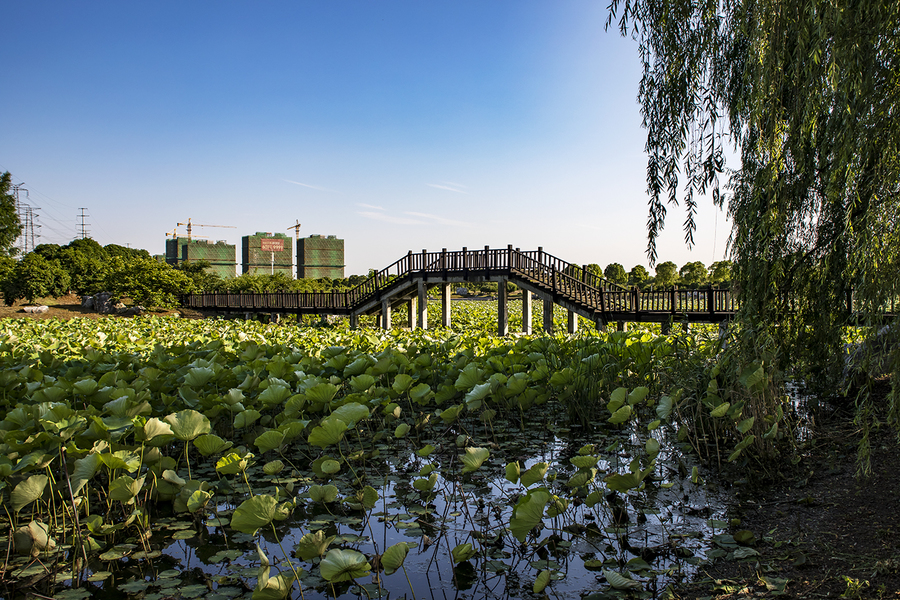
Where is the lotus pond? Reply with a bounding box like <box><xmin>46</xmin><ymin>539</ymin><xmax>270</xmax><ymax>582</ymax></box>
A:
<box><xmin>0</xmin><ymin>313</ymin><xmax>760</xmax><ymax>600</ymax></box>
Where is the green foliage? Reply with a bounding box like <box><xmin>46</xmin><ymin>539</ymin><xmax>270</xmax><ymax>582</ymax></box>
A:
<box><xmin>2</xmin><ymin>252</ymin><xmax>71</xmax><ymax>304</ymax></box>
<box><xmin>603</xmin><ymin>263</ymin><xmax>628</xmax><ymax>286</ymax></box>
<box><xmin>0</xmin><ymin>172</ymin><xmax>21</xmax><ymax>257</ymax></box>
<box><xmin>652</xmin><ymin>261</ymin><xmax>679</xmax><ymax>288</ymax></box>
<box><xmin>679</xmin><ymin>261</ymin><xmax>708</xmax><ymax>288</ymax></box>
<box><xmin>708</xmin><ymin>261</ymin><xmax>733</xmax><ymax>287</ymax></box>
<box><xmin>104</xmin><ymin>256</ymin><xmax>192</xmax><ymax>308</ymax></box>
<box><xmin>628</xmin><ymin>265</ymin><xmax>649</xmax><ymax>287</ymax></box>
<box><xmin>175</xmin><ymin>260</ymin><xmax>224</xmax><ymax>291</ymax></box>
<box><xmin>608</xmin><ymin>0</ymin><xmax>900</xmax><ymax>451</ymax></box>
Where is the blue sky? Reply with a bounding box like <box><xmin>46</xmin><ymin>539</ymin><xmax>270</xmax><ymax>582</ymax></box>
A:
<box><xmin>3</xmin><ymin>1</ymin><xmax>731</xmax><ymax>275</ymax></box>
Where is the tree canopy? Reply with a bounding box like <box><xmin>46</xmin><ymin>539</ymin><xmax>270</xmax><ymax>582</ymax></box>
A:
<box><xmin>609</xmin><ymin>0</ymin><xmax>900</xmax><ymax>388</ymax></box>
<box><xmin>0</xmin><ymin>172</ymin><xmax>22</xmax><ymax>257</ymax></box>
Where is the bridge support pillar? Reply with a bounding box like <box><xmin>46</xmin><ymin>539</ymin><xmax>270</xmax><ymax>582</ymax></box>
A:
<box><xmin>661</xmin><ymin>321</ymin><xmax>671</xmax><ymax>335</ymax></box>
<box><xmin>682</xmin><ymin>321</ymin><xmax>690</xmax><ymax>333</ymax></box>
<box><xmin>567</xmin><ymin>310</ymin><xmax>578</xmax><ymax>334</ymax></box>
<box><xmin>596</xmin><ymin>318</ymin><xmax>607</xmax><ymax>333</ymax></box>
<box><xmin>349</xmin><ymin>313</ymin><xmax>359</xmax><ymax>329</ymax></box>
<box><xmin>617</xmin><ymin>321</ymin><xmax>625</xmax><ymax>332</ymax></box>
<box><xmin>543</xmin><ymin>296</ymin><xmax>554</xmax><ymax>333</ymax></box>
<box><xmin>417</xmin><ymin>281</ymin><xmax>428</xmax><ymax>329</ymax></box>
<box><xmin>441</xmin><ymin>284</ymin><xmax>451</xmax><ymax>328</ymax></box>
<box><xmin>407</xmin><ymin>298</ymin><xmax>417</xmax><ymax>329</ymax></box>
<box><xmin>381</xmin><ymin>299</ymin><xmax>392</xmax><ymax>330</ymax></box>
<box><xmin>497</xmin><ymin>278</ymin><xmax>509</xmax><ymax>336</ymax></box>
<box><xmin>522</xmin><ymin>290</ymin><xmax>532</xmax><ymax>334</ymax></box>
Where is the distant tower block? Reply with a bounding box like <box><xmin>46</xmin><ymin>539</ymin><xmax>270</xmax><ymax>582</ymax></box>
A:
<box><xmin>242</xmin><ymin>232</ymin><xmax>293</xmax><ymax>275</ymax></box>
<box><xmin>166</xmin><ymin>237</ymin><xmax>237</xmax><ymax>279</ymax></box>
<box><xmin>298</xmin><ymin>235</ymin><xmax>345</xmax><ymax>279</ymax></box>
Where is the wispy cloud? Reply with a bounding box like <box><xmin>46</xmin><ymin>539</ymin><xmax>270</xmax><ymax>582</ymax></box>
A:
<box><xmin>356</xmin><ymin>203</ymin><xmax>385</xmax><ymax>211</ymax></box>
<box><xmin>404</xmin><ymin>211</ymin><xmax>472</xmax><ymax>228</ymax></box>
<box><xmin>283</xmin><ymin>179</ymin><xmax>336</xmax><ymax>193</ymax></box>
<box><xmin>427</xmin><ymin>183</ymin><xmax>468</xmax><ymax>194</ymax></box>
<box><xmin>358</xmin><ymin>211</ymin><xmax>425</xmax><ymax>225</ymax></box>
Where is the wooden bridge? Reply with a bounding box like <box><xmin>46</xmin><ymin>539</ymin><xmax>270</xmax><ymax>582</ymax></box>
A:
<box><xmin>179</xmin><ymin>246</ymin><xmax>738</xmax><ymax>334</ymax></box>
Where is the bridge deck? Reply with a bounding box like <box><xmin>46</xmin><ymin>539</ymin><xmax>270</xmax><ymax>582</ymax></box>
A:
<box><xmin>180</xmin><ymin>246</ymin><xmax>747</xmax><ymax>333</ymax></box>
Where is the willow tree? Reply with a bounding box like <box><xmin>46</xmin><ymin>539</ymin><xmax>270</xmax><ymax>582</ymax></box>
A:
<box><xmin>609</xmin><ymin>0</ymin><xmax>900</xmax><ymax>463</ymax></box>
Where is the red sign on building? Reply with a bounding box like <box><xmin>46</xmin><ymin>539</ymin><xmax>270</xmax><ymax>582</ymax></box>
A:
<box><xmin>260</xmin><ymin>238</ymin><xmax>284</xmax><ymax>252</ymax></box>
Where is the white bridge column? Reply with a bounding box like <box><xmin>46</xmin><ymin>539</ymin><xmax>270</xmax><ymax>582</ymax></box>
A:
<box><xmin>441</xmin><ymin>283</ymin><xmax>451</xmax><ymax>328</ymax></box>
<box><xmin>567</xmin><ymin>310</ymin><xmax>578</xmax><ymax>334</ymax></box>
<box><xmin>381</xmin><ymin>299</ymin><xmax>392</xmax><ymax>330</ymax></box>
<box><xmin>497</xmin><ymin>278</ymin><xmax>509</xmax><ymax>336</ymax></box>
<box><xmin>417</xmin><ymin>281</ymin><xmax>428</xmax><ymax>329</ymax></box>
<box><xmin>522</xmin><ymin>290</ymin><xmax>532</xmax><ymax>334</ymax></box>
<box><xmin>407</xmin><ymin>298</ymin><xmax>416</xmax><ymax>329</ymax></box>
<box><xmin>543</xmin><ymin>295</ymin><xmax>554</xmax><ymax>333</ymax></box>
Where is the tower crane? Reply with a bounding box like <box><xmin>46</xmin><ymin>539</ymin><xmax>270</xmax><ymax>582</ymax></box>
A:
<box><xmin>287</xmin><ymin>220</ymin><xmax>302</xmax><ymax>239</ymax></box>
<box><xmin>177</xmin><ymin>218</ymin><xmax>236</xmax><ymax>241</ymax></box>
<box><xmin>166</xmin><ymin>228</ymin><xmax>207</xmax><ymax>239</ymax></box>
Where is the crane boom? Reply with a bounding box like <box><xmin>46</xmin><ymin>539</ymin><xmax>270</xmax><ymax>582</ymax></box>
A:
<box><xmin>176</xmin><ymin>218</ymin><xmax>236</xmax><ymax>240</ymax></box>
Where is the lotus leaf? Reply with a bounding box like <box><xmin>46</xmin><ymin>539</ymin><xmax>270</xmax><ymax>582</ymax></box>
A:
<box><xmin>350</xmin><ymin>374</ymin><xmax>376</xmax><ymax>392</ymax></box>
<box><xmin>454</xmin><ymin>364</ymin><xmax>483</xmax><ymax>390</ymax></box>
<box><xmin>392</xmin><ymin>373</ymin><xmax>414</xmax><ymax>393</ymax></box>
<box><xmin>305</xmin><ymin>382</ymin><xmax>339</xmax><ymax>405</ymax></box>
<box><xmin>607</xmin><ymin>387</ymin><xmax>628</xmax><ymax>412</ymax></box>
<box><xmin>570</xmin><ymin>455</ymin><xmax>599</xmax><ymax>469</ymax></box>
<box><xmin>183</xmin><ymin>367</ymin><xmax>215</xmax><ymax>388</ymax></box>
<box><xmin>505</xmin><ymin>461</ymin><xmax>520</xmax><ymax>483</ymax></box>
<box><xmin>263</xmin><ymin>460</ymin><xmax>284</xmax><ymax>475</ymax></box>
<box><xmin>603</xmin><ymin>569</ymin><xmax>642</xmax><ymax>590</ymax></box>
<box><xmin>320</xmin><ymin>548</ymin><xmax>371</xmax><ymax>582</ymax></box>
<box><xmin>627</xmin><ymin>386</ymin><xmax>650</xmax><ymax>405</ymax></box>
<box><xmin>394</xmin><ymin>423</ymin><xmax>410</xmax><ymax>438</ymax></box>
<box><xmin>254</xmin><ymin>430</ymin><xmax>285</xmax><ymax>453</ymax></box>
<box><xmin>461</xmin><ymin>447</ymin><xmax>489</xmax><ymax>473</ymax></box>
<box><xmin>13</xmin><ymin>520</ymin><xmax>56</xmax><ymax>557</ymax></box>
<box><xmin>258</xmin><ymin>384</ymin><xmax>291</xmax><ymax>407</ymax></box>
<box><xmin>533</xmin><ymin>569</ymin><xmax>551</xmax><ymax>593</ymax></box>
<box><xmin>413</xmin><ymin>472</ymin><xmax>438</xmax><ymax>492</ymax></box>
<box><xmin>231</xmin><ymin>494</ymin><xmax>278</xmax><ymax>535</ymax></box>
<box><xmin>187</xmin><ymin>489</ymin><xmax>212</xmax><ymax>512</ymax></box>
<box><xmin>656</xmin><ymin>395</ymin><xmax>674</xmax><ymax>419</ymax></box>
<box><xmin>70</xmin><ymin>453</ymin><xmax>100</xmax><ymax>496</ymax></box>
<box><xmin>417</xmin><ymin>444</ymin><xmax>435</xmax><ymax>457</ymax></box>
<box><xmin>254</xmin><ymin>543</ymin><xmax>298</xmax><ymax>600</ymax></box>
<box><xmin>331</xmin><ymin>402</ymin><xmax>369</xmax><ymax>426</ymax></box>
<box><xmin>164</xmin><ymin>410</ymin><xmax>211</xmax><ymax>441</ymax></box>
<box><xmin>194</xmin><ymin>434</ymin><xmax>233</xmax><ymax>456</ymax></box>
<box><xmin>510</xmin><ymin>489</ymin><xmax>549</xmax><ymax>542</ymax></box>
<box><xmin>410</xmin><ymin>383</ymin><xmax>434</xmax><ymax>404</ymax></box>
<box><xmin>295</xmin><ymin>529</ymin><xmax>335</xmax><ymax>560</ymax></box>
<box><xmin>11</xmin><ymin>474</ymin><xmax>49</xmax><ymax>512</ymax></box>
<box><xmin>99</xmin><ymin>451</ymin><xmax>141</xmax><ymax>473</ymax></box>
<box><xmin>109</xmin><ymin>475</ymin><xmax>145</xmax><ymax>504</ymax></box>
<box><xmin>645</xmin><ymin>437</ymin><xmax>660</xmax><ymax>458</ymax></box>
<box><xmin>519</xmin><ymin>462</ymin><xmax>548</xmax><ymax>488</ymax></box>
<box><xmin>381</xmin><ymin>541</ymin><xmax>411</xmax><ymax>575</ymax></box>
<box><xmin>308</xmin><ymin>417</ymin><xmax>347</xmax><ymax>448</ymax></box>
<box><xmin>308</xmin><ymin>484</ymin><xmax>339</xmax><ymax>502</ymax></box>
<box><xmin>142</xmin><ymin>418</ymin><xmax>175</xmax><ymax>446</ymax></box>
<box><xmin>451</xmin><ymin>542</ymin><xmax>476</xmax><ymax>563</ymax></box>
<box><xmin>216</xmin><ymin>452</ymin><xmax>251</xmax><ymax>475</ymax></box>
<box><xmin>608</xmin><ymin>404</ymin><xmax>633</xmax><ymax>425</ymax></box>
<box><xmin>710</xmin><ymin>402</ymin><xmax>731</xmax><ymax>418</ymax></box>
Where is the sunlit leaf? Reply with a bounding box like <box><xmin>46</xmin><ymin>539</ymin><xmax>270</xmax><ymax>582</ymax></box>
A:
<box><xmin>520</xmin><ymin>462</ymin><xmax>548</xmax><ymax>488</ymax></box>
<box><xmin>231</xmin><ymin>494</ymin><xmax>278</xmax><ymax>535</ymax></box>
<box><xmin>533</xmin><ymin>569</ymin><xmax>551</xmax><ymax>593</ymax></box>
<box><xmin>510</xmin><ymin>489</ymin><xmax>549</xmax><ymax>542</ymax></box>
<box><xmin>608</xmin><ymin>404</ymin><xmax>633</xmax><ymax>424</ymax></box>
<box><xmin>164</xmin><ymin>410</ymin><xmax>211</xmax><ymax>441</ymax></box>
<box><xmin>308</xmin><ymin>484</ymin><xmax>339</xmax><ymax>502</ymax></box>
<box><xmin>460</xmin><ymin>447</ymin><xmax>489</xmax><ymax>473</ymax></box>
<box><xmin>11</xmin><ymin>474</ymin><xmax>49</xmax><ymax>512</ymax></box>
<box><xmin>320</xmin><ymin>549</ymin><xmax>371</xmax><ymax>582</ymax></box>
<box><xmin>381</xmin><ymin>542</ymin><xmax>411</xmax><ymax>575</ymax></box>
<box><xmin>603</xmin><ymin>569</ymin><xmax>642</xmax><ymax>590</ymax></box>
<box><xmin>194</xmin><ymin>434</ymin><xmax>233</xmax><ymax>456</ymax></box>
<box><xmin>308</xmin><ymin>417</ymin><xmax>348</xmax><ymax>448</ymax></box>
<box><xmin>451</xmin><ymin>543</ymin><xmax>476</xmax><ymax>563</ymax></box>
<box><xmin>295</xmin><ymin>530</ymin><xmax>335</xmax><ymax>560</ymax></box>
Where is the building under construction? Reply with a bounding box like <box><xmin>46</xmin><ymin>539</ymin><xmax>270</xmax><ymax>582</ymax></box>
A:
<box><xmin>297</xmin><ymin>235</ymin><xmax>345</xmax><ymax>279</ymax></box>
<box><xmin>165</xmin><ymin>238</ymin><xmax>237</xmax><ymax>279</ymax></box>
<box><xmin>242</xmin><ymin>232</ymin><xmax>293</xmax><ymax>275</ymax></box>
